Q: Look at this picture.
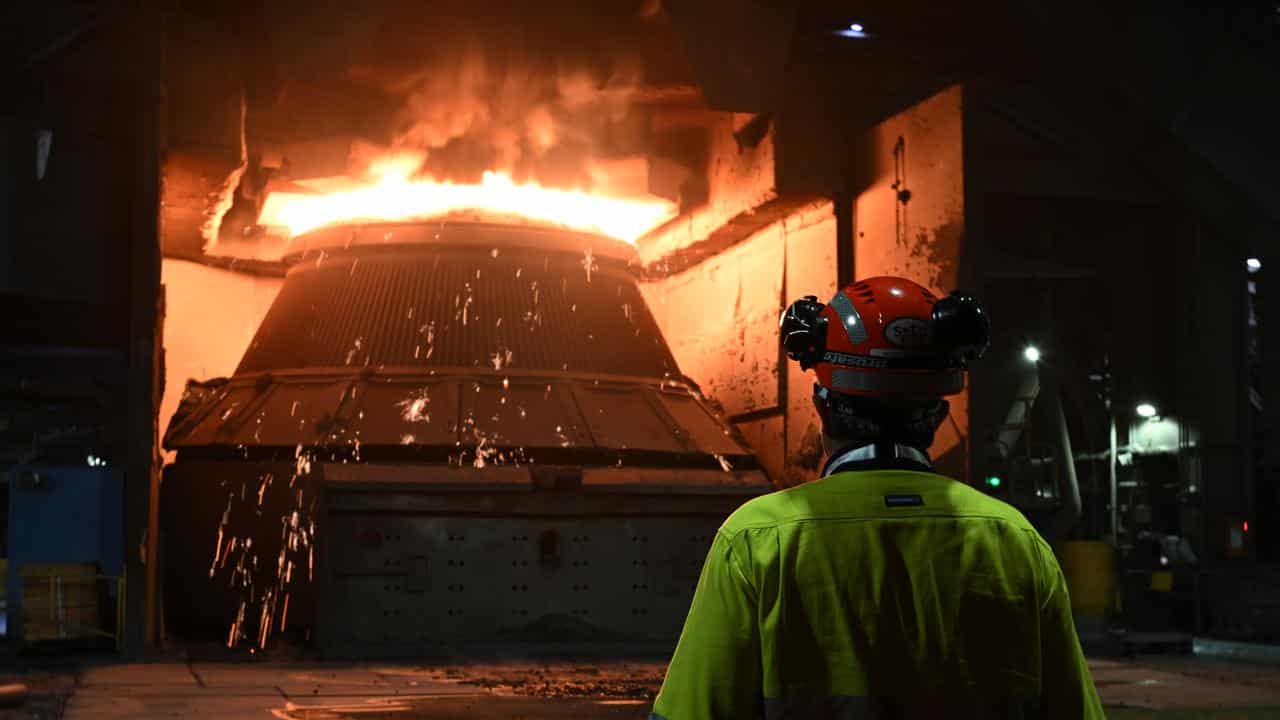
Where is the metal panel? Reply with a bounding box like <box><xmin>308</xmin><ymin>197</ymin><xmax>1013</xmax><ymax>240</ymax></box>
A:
<box><xmin>173</xmin><ymin>384</ymin><xmax>264</xmax><ymax>446</ymax></box>
<box><xmin>656</xmin><ymin>392</ymin><xmax>750</xmax><ymax>456</ymax></box>
<box><xmin>323</xmin><ymin>513</ymin><xmax>722</xmax><ymax>648</ymax></box>
<box><xmin>322</xmin><ymin>463</ymin><xmax>532</xmax><ymax>491</ymax></box>
<box><xmin>322</xmin><ymin>488</ymin><xmax>754</xmax><ymax>516</ymax></box>
<box><xmin>581</xmin><ymin>467</ymin><xmax>769</xmax><ymax>493</ymax></box>
<box><xmin>350</xmin><ymin>379</ymin><xmax>460</xmax><ymax>447</ymax></box>
<box><xmin>461</xmin><ymin>379</ymin><xmax>591</xmax><ymax>449</ymax></box>
<box><xmin>573</xmin><ymin>385</ymin><xmax>686</xmax><ymax>452</ymax></box>
<box><xmin>249</xmin><ymin>380</ymin><xmax>353</xmax><ymax>445</ymax></box>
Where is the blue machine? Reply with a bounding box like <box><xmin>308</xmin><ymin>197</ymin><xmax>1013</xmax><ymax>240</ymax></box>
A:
<box><xmin>5</xmin><ymin>465</ymin><xmax>124</xmax><ymax>640</ymax></box>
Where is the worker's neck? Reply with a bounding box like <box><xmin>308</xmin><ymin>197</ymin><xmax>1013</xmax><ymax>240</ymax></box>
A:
<box><xmin>820</xmin><ymin>437</ymin><xmax>934</xmax><ymax>478</ymax></box>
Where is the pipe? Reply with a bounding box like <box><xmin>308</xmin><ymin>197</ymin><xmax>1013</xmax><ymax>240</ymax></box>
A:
<box><xmin>1043</xmin><ymin>379</ymin><xmax>1082</xmax><ymax>541</ymax></box>
<box><xmin>1109</xmin><ymin>413</ymin><xmax>1119</xmax><ymax>542</ymax></box>
<box><xmin>990</xmin><ymin>369</ymin><xmax>1040</xmax><ymax>459</ymax></box>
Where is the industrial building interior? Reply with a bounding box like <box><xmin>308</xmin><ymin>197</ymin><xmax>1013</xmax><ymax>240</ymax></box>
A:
<box><xmin>1</xmin><ymin>0</ymin><xmax>1279</xmax><ymax>717</ymax></box>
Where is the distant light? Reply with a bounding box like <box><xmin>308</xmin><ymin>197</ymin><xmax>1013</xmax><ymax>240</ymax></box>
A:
<box><xmin>1244</xmin><ymin>521</ymin><xmax>1250</xmax><ymax>533</ymax></box>
<box><xmin>986</xmin><ymin>475</ymin><xmax>1002</xmax><ymax>488</ymax></box>
<box><xmin>1160</xmin><ymin>555</ymin><xmax>1169</xmax><ymax>566</ymax></box>
<box><xmin>1023</xmin><ymin>346</ymin><xmax>1041</xmax><ymax>363</ymax></box>
<box><xmin>1247</xmin><ymin>258</ymin><xmax>1261</xmax><ymax>272</ymax></box>
<box><xmin>1136</xmin><ymin>403</ymin><xmax>1157</xmax><ymax>418</ymax></box>
<box><xmin>836</xmin><ymin>23</ymin><xmax>870</xmax><ymax>38</ymax></box>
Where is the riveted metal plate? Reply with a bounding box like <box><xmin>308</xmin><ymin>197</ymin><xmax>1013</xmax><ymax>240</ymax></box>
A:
<box><xmin>322</xmin><ymin>513</ymin><xmax>724</xmax><ymax>649</ymax></box>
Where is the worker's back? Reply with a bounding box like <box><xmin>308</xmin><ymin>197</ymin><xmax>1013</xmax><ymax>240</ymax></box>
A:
<box><xmin>651</xmin><ymin>469</ymin><xmax>1104</xmax><ymax>719</ymax></box>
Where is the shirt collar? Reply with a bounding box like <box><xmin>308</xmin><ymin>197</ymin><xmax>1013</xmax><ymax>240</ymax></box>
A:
<box><xmin>821</xmin><ymin>442</ymin><xmax>933</xmax><ymax>477</ymax></box>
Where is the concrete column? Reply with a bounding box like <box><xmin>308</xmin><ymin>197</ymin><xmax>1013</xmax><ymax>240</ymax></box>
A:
<box><xmin>1256</xmin><ymin>258</ymin><xmax>1280</xmax><ymax>560</ymax></box>
<box><xmin>123</xmin><ymin>5</ymin><xmax>164</xmax><ymax>654</ymax></box>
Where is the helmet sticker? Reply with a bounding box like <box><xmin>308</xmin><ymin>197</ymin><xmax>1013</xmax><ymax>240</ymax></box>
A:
<box><xmin>828</xmin><ymin>292</ymin><xmax>869</xmax><ymax>345</ymax></box>
<box><xmin>884</xmin><ymin>317</ymin><xmax>932</xmax><ymax>348</ymax></box>
<box><xmin>822</xmin><ymin>351</ymin><xmax>889</xmax><ymax>369</ymax></box>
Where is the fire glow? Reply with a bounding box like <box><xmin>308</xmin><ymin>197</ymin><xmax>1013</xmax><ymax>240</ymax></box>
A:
<box><xmin>257</xmin><ymin>155</ymin><xmax>677</xmax><ymax>244</ymax></box>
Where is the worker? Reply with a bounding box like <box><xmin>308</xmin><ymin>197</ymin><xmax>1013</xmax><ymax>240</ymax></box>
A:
<box><xmin>651</xmin><ymin>277</ymin><xmax>1104</xmax><ymax>719</ymax></box>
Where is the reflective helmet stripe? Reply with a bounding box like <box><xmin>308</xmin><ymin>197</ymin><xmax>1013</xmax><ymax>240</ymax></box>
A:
<box><xmin>831</xmin><ymin>368</ymin><xmax>964</xmax><ymax>395</ymax></box>
<box><xmin>828</xmin><ymin>291</ymin><xmax>868</xmax><ymax>345</ymax></box>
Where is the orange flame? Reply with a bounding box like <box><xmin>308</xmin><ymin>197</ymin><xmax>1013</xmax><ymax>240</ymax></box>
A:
<box><xmin>257</xmin><ymin>155</ymin><xmax>676</xmax><ymax>244</ymax></box>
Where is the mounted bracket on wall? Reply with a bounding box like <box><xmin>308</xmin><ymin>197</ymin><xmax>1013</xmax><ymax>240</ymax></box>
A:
<box><xmin>891</xmin><ymin>135</ymin><xmax>911</xmax><ymax>247</ymax></box>
<box><xmin>733</xmin><ymin>113</ymin><xmax>773</xmax><ymax>152</ymax></box>
<box><xmin>35</xmin><ymin>129</ymin><xmax>52</xmax><ymax>181</ymax></box>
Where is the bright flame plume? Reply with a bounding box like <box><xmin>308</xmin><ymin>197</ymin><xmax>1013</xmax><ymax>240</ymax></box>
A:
<box><xmin>257</xmin><ymin>156</ymin><xmax>676</xmax><ymax>244</ymax></box>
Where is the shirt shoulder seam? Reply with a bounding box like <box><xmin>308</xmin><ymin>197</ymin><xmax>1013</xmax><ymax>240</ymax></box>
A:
<box><xmin>720</xmin><ymin>512</ymin><xmax>1036</xmax><ymax>538</ymax></box>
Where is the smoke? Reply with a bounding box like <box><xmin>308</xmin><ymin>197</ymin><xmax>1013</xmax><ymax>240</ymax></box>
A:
<box><xmin>357</xmin><ymin>44</ymin><xmax>646</xmax><ymax>192</ymax></box>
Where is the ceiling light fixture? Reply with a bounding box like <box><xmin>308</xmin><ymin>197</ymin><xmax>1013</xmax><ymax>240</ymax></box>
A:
<box><xmin>836</xmin><ymin>22</ymin><xmax>870</xmax><ymax>39</ymax></box>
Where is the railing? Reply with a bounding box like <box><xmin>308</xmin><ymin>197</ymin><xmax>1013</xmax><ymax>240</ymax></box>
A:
<box><xmin>14</xmin><ymin>564</ymin><xmax>125</xmax><ymax>650</ymax></box>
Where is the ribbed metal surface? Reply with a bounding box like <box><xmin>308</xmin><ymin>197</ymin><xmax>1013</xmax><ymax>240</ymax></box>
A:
<box><xmin>164</xmin><ymin>223</ymin><xmax>757</xmax><ymax>462</ymax></box>
<box><xmin>238</xmin><ymin>247</ymin><xmax>677</xmax><ymax>379</ymax></box>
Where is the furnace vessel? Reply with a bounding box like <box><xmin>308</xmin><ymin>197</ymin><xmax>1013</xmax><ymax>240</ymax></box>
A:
<box><xmin>161</xmin><ymin>220</ymin><xmax>768</xmax><ymax>653</ymax></box>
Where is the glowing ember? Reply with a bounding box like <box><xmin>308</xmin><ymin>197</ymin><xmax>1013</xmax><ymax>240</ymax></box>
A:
<box><xmin>257</xmin><ymin>156</ymin><xmax>676</xmax><ymax>243</ymax></box>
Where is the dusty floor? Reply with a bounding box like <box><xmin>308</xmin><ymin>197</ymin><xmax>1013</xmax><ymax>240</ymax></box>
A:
<box><xmin>0</xmin><ymin>656</ymin><xmax>1277</xmax><ymax>718</ymax></box>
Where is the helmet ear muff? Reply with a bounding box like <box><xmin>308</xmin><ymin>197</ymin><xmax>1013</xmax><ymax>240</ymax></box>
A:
<box><xmin>780</xmin><ymin>295</ymin><xmax>828</xmax><ymax>370</ymax></box>
<box><xmin>931</xmin><ymin>291</ymin><xmax>990</xmax><ymax>369</ymax></box>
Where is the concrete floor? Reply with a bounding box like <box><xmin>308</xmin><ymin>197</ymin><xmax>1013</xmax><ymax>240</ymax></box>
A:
<box><xmin>3</xmin><ymin>656</ymin><xmax>1279</xmax><ymax>719</ymax></box>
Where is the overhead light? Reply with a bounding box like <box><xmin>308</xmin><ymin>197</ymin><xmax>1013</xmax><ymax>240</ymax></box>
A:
<box><xmin>1023</xmin><ymin>346</ymin><xmax>1041</xmax><ymax>363</ymax></box>
<box><xmin>1247</xmin><ymin>258</ymin><xmax>1262</xmax><ymax>272</ymax></box>
<box><xmin>1136</xmin><ymin>403</ymin><xmax>1157</xmax><ymax>418</ymax></box>
<box><xmin>836</xmin><ymin>22</ymin><xmax>870</xmax><ymax>38</ymax></box>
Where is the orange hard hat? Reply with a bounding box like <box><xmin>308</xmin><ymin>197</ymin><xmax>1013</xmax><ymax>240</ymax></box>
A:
<box><xmin>780</xmin><ymin>276</ymin><xmax>989</xmax><ymax>398</ymax></box>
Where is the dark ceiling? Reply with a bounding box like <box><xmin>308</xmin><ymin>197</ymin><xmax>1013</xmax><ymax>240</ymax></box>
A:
<box><xmin>4</xmin><ymin>0</ymin><xmax>1278</xmax><ymax>222</ymax></box>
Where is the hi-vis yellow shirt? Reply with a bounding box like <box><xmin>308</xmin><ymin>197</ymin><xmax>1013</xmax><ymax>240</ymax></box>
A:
<box><xmin>651</xmin><ymin>470</ymin><xmax>1104</xmax><ymax>719</ymax></box>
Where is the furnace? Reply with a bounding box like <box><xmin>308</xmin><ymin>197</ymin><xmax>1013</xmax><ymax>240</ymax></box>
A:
<box><xmin>160</xmin><ymin>219</ymin><xmax>768</xmax><ymax>653</ymax></box>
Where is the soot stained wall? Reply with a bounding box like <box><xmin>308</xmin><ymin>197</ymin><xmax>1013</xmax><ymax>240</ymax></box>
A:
<box><xmin>852</xmin><ymin>85</ymin><xmax>970</xmax><ymax>479</ymax></box>
<box><xmin>159</xmin><ymin>260</ymin><xmax>283</xmax><ymax>455</ymax></box>
<box><xmin>644</xmin><ymin>203</ymin><xmax>835</xmax><ymax>486</ymax></box>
